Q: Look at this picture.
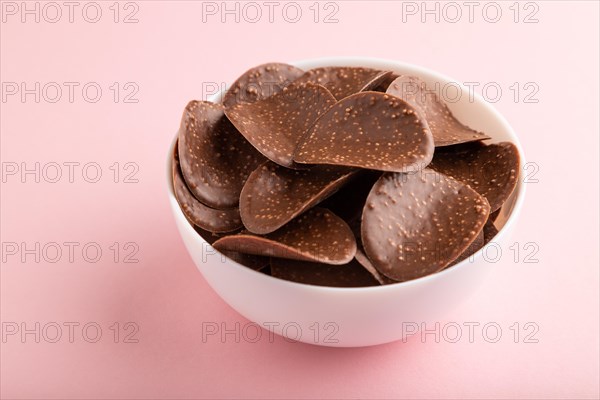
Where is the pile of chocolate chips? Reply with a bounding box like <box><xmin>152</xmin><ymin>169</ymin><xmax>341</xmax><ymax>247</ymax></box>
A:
<box><xmin>172</xmin><ymin>63</ymin><xmax>520</xmax><ymax>287</ymax></box>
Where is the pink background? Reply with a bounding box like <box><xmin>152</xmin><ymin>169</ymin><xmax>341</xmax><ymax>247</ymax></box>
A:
<box><xmin>1</xmin><ymin>1</ymin><xmax>599</xmax><ymax>398</ymax></box>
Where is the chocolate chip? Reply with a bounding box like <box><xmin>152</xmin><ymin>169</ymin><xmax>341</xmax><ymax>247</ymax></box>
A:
<box><xmin>177</xmin><ymin>101</ymin><xmax>266</xmax><ymax>209</ymax></box>
<box><xmin>373</xmin><ymin>73</ymin><xmax>400</xmax><ymax>92</ymax></box>
<box><xmin>483</xmin><ymin>218</ymin><xmax>499</xmax><ymax>244</ymax></box>
<box><xmin>386</xmin><ymin>75</ymin><xmax>490</xmax><ymax>146</ymax></box>
<box><xmin>193</xmin><ymin>226</ymin><xmax>227</xmax><ymax>245</ymax></box>
<box><xmin>223</xmin><ymin>62</ymin><xmax>304</xmax><ymax>108</ymax></box>
<box><xmin>293</xmin><ymin>67</ymin><xmax>392</xmax><ymax>100</ymax></box>
<box><xmin>271</xmin><ymin>257</ymin><xmax>380</xmax><ymax>287</ymax></box>
<box><xmin>362</xmin><ymin>71</ymin><xmax>395</xmax><ymax>94</ymax></box>
<box><xmin>172</xmin><ymin>141</ymin><xmax>243</xmax><ymax>233</ymax></box>
<box><xmin>489</xmin><ymin>209</ymin><xmax>501</xmax><ymax>222</ymax></box>
<box><xmin>446</xmin><ymin>230</ymin><xmax>484</xmax><ymax>268</ymax></box>
<box><xmin>294</xmin><ymin>91</ymin><xmax>435</xmax><ymax>172</ymax></box>
<box><xmin>213</xmin><ymin>208</ymin><xmax>356</xmax><ymax>265</ymax></box>
<box><xmin>361</xmin><ymin>169</ymin><xmax>490</xmax><ymax>281</ymax></box>
<box><xmin>354</xmin><ymin>248</ymin><xmax>396</xmax><ymax>285</ymax></box>
<box><xmin>429</xmin><ymin>142</ymin><xmax>520</xmax><ymax>212</ymax></box>
<box><xmin>225</xmin><ymin>82</ymin><xmax>336</xmax><ymax>168</ymax></box>
<box><xmin>240</xmin><ymin>161</ymin><xmax>357</xmax><ymax>234</ymax></box>
<box><xmin>223</xmin><ymin>252</ymin><xmax>269</xmax><ymax>271</ymax></box>
<box><xmin>193</xmin><ymin>226</ymin><xmax>268</xmax><ymax>271</ymax></box>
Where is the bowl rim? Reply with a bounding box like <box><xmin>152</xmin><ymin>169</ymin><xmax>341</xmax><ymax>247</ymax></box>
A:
<box><xmin>168</xmin><ymin>56</ymin><xmax>527</xmax><ymax>293</ymax></box>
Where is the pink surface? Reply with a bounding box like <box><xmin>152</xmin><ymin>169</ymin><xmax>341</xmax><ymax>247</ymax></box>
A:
<box><xmin>1</xmin><ymin>1</ymin><xmax>599</xmax><ymax>398</ymax></box>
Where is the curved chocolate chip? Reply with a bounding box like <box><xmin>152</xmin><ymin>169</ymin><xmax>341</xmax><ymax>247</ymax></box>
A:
<box><xmin>373</xmin><ymin>73</ymin><xmax>400</xmax><ymax>93</ymax></box>
<box><xmin>223</xmin><ymin>252</ymin><xmax>269</xmax><ymax>271</ymax></box>
<box><xmin>225</xmin><ymin>82</ymin><xmax>336</xmax><ymax>168</ymax></box>
<box><xmin>271</xmin><ymin>257</ymin><xmax>380</xmax><ymax>287</ymax></box>
<box><xmin>362</xmin><ymin>71</ymin><xmax>394</xmax><ymax>93</ymax></box>
<box><xmin>172</xmin><ymin>142</ymin><xmax>243</xmax><ymax>233</ymax></box>
<box><xmin>193</xmin><ymin>226</ymin><xmax>269</xmax><ymax>271</ymax></box>
<box><xmin>354</xmin><ymin>248</ymin><xmax>396</xmax><ymax>285</ymax></box>
<box><xmin>435</xmin><ymin>139</ymin><xmax>487</xmax><ymax>154</ymax></box>
<box><xmin>213</xmin><ymin>208</ymin><xmax>356</xmax><ymax>265</ymax></box>
<box><xmin>240</xmin><ymin>162</ymin><xmax>357</xmax><ymax>234</ymax></box>
<box><xmin>483</xmin><ymin>218</ymin><xmax>499</xmax><ymax>244</ymax></box>
<box><xmin>177</xmin><ymin>101</ymin><xmax>266</xmax><ymax>209</ymax></box>
<box><xmin>386</xmin><ymin>75</ymin><xmax>490</xmax><ymax>146</ymax></box>
<box><xmin>361</xmin><ymin>169</ymin><xmax>490</xmax><ymax>282</ymax></box>
<box><xmin>489</xmin><ymin>209</ymin><xmax>501</xmax><ymax>222</ymax></box>
<box><xmin>193</xmin><ymin>226</ymin><xmax>228</xmax><ymax>245</ymax></box>
<box><xmin>429</xmin><ymin>142</ymin><xmax>520</xmax><ymax>212</ymax></box>
<box><xmin>223</xmin><ymin>62</ymin><xmax>304</xmax><ymax>108</ymax></box>
<box><xmin>294</xmin><ymin>92</ymin><xmax>434</xmax><ymax>172</ymax></box>
<box><xmin>293</xmin><ymin>66</ymin><xmax>392</xmax><ymax>100</ymax></box>
<box><xmin>446</xmin><ymin>230</ymin><xmax>484</xmax><ymax>268</ymax></box>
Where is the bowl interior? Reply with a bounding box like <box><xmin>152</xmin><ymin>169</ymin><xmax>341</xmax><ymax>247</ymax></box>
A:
<box><xmin>168</xmin><ymin>57</ymin><xmax>526</xmax><ymax>291</ymax></box>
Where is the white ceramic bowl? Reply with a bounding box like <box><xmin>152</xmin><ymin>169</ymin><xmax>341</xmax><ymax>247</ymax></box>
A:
<box><xmin>167</xmin><ymin>57</ymin><xmax>526</xmax><ymax>347</ymax></box>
